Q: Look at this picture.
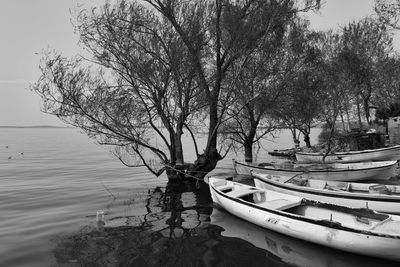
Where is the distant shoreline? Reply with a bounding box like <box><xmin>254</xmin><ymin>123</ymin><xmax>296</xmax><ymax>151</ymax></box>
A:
<box><xmin>0</xmin><ymin>125</ymin><xmax>71</xmax><ymax>129</ymax></box>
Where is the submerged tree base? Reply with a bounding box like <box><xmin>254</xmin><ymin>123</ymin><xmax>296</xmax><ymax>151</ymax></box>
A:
<box><xmin>165</xmin><ymin>153</ymin><xmax>222</xmax><ymax>181</ymax></box>
<box><xmin>165</xmin><ymin>163</ymin><xmax>193</xmax><ymax>181</ymax></box>
<box><xmin>186</xmin><ymin>153</ymin><xmax>222</xmax><ymax>181</ymax></box>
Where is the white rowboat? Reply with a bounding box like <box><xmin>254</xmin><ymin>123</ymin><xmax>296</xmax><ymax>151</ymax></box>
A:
<box><xmin>252</xmin><ymin>171</ymin><xmax>400</xmax><ymax>214</ymax></box>
<box><xmin>211</xmin><ymin>208</ymin><xmax>398</xmax><ymax>266</ymax></box>
<box><xmin>295</xmin><ymin>145</ymin><xmax>400</xmax><ymax>163</ymax></box>
<box><xmin>233</xmin><ymin>159</ymin><xmax>398</xmax><ymax>181</ymax></box>
<box><xmin>209</xmin><ymin>177</ymin><xmax>400</xmax><ymax>261</ymax></box>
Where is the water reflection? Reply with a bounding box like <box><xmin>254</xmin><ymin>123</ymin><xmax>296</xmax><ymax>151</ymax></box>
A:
<box><xmin>211</xmin><ymin>208</ymin><xmax>399</xmax><ymax>267</ymax></box>
<box><xmin>53</xmin><ymin>181</ymin><xmax>280</xmax><ymax>266</ymax></box>
<box><xmin>52</xmin><ymin>179</ymin><xmax>398</xmax><ymax>267</ymax></box>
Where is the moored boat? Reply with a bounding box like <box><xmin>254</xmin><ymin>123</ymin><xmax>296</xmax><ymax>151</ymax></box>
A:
<box><xmin>209</xmin><ymin>177</ymin><xmax>400</xmax><ymax>261</ymax></box>
<box><xmin>268</xmin><ymin>148</ymin><xmax>297</xmax><ymax>159</ymax></box>
<box><xmin>252</xmin><ymin>171</ymin><xmax>400</xmax><ymax>214</ymax></box>
<box><xmin>211</xmin><ymin>208</ymin><xmax>399</xmax><ymax>266</ymax></box>
<box><xmin>233</xmin><ymin>159</ymin><xmax>398</xmax><ymax>181</ymax></box>
<box><xmin>295</xmin><ymin>144</ymin><xmax>400</xmax><ymax>163</ymax></box>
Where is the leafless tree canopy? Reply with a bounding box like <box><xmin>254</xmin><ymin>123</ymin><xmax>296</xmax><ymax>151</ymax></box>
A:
<box><xmin>32</xmin><ymin>0</ymin><xmax>321</xmax><ymax>178</ymax></box>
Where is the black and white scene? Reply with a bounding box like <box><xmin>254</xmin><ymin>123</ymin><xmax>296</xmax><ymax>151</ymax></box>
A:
<box><xmin>2</xmin><ymin>0</ymin><xmax>400</xmax><ymax>266</ymax></box>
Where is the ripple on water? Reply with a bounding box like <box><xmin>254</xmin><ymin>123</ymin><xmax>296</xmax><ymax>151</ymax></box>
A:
<box><xmin>1</xmin><ymin>127</ymin><xmax>336</xmax><ymax>267</ymax></box>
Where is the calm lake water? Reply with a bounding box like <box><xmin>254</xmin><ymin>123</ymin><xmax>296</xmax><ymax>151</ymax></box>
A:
<box><xmin>0</xmin><ymin>127</ymin><xmax>398</xmax><ymax>267</ymax></box>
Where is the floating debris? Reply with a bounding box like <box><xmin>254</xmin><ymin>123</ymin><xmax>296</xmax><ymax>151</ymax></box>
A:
<box><xmin>96</xmin><ymin>210</ymin><xmax>105</xmax><ymax>227</ymax></box>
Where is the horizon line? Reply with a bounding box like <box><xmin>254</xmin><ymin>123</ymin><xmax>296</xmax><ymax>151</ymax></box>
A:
<box><xmin>0</xmin><ymin>80</ymin><xmax>33</xmax><ymax>84</ymax></box>
<box><xmin>0</xmin><ymin>125</ymin><xmax>71</xmax><ymax>128</ymax></box>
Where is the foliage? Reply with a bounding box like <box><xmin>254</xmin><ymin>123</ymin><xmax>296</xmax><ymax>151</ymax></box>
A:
<box><xmin>338</xmin><ymin>17</ymin><xmax>393</xmax><ymax>125</ymax></box>
<box><xmin>375</xmin><ymin>102</ymin><xmax>400</xmax><ymax>120</ymax></box>
<box><xmin>271</xmin><ymin>23</ymin><xmax>329</xmax><ymax>148</ymax></box>
<box><xmin>375</xmin><ymin>0</ymin><xmax>400</xmax><ymax>29</ymax></box>
<box><xmin>220</xmin><ymin>5</ymin><xmax>298</xmax><ymax>161</ymax></box>
<box><xmin>373</xmin><ymin>57</ymin><xmax>400</xmax><ymax>108</ymax></box>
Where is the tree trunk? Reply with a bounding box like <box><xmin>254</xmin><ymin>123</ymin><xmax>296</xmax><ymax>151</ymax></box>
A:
<box><xmin>346</xmin><ymin>107</ymin><xmax>351</xmax><ymax>131</ymax></box>
<box><xmin>364</xmin><ymin>98</ymin><xmax>371</xmax><ymax>125</ymax></box>
<box><xmin>244</xmin><ymin>141</ymin><xmax>253</xmax><ymax>163</ymax></box>
<box><xmin>166</xmin><ymin>163</ymin><xmax>191</xmax><ymax>180</ymax></box>
<box><xmin>357</xmin><ymin>97</ymin><xmax>363</xmax><ymax>129</ymax></box>
<box><xmin>174</xmin><ymin>123</ymin><xmax>184</xmax><ymax>165</ymax></box>
<box><xmin>165</xmin><ymin>123</ymin><xmax>186</xmax><ymax>180</ymax></box>
<box><xmin>290</xmin><ymin>128</ymin><xmax>299</xmax><ymax>148</ymax></box>
<box><xmin>185</xmin><ymin>152</ymin><xmax>222</xmax><ymax>180</ymax></box>
<box><xmin>243</xmin><ymin>126</ymin><xmax>257</xmax><ymax>162</ymax></box>
<box><xmin>340</xmin><ymin>110</ymin><xmax>346</xmax><ymax>131</ymax></box>
<box><xmin>322</xmin><ymin>122</ymin><xmax>336</xmax><ymax>162</ymax></box>
<box><xmin>206</xmin><ymin>98</ymin><xmax>219</xmax><ymax>155</ymax></box>
<box><xmin>177</xmin><ymin>98</ymin><xmax>222</xmax><ymax>181</ymax></box>
<box><xmin>303</xmin><ymin>134</ymin><xmax>311</xmax><ymax>148</ymax></box>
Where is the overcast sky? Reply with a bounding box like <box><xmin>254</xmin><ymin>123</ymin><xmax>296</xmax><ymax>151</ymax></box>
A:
<box><xmin>0</xmin><ymin>0</ymin><xmax>386</xmax><ymax>126</ymax></box>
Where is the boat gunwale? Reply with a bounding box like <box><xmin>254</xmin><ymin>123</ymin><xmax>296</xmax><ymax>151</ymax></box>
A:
<box><xmin>233</xmin><ymin>159</ymin><xmax>397</xmax><ymax>174</ymax></box>
<box><xmin>210</xmin><ymin>181</ymin><xmax>400</xmax><ymax>239</ymax></box>
<box><xmin>295</xmin><ymin>144</ymin><xmax>400</xmax><ymax>157</ymax></box>
<box><xmin>252</xmin><ymin>174</ymin><xmax>400</xmax><ymax>202</ymax></box>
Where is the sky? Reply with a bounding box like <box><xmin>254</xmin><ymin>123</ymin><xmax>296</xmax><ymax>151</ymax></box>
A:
<box><xmin>0</xmin><ymin>0</ymin><xmax>387</xmax><ymax>126</ymax></box>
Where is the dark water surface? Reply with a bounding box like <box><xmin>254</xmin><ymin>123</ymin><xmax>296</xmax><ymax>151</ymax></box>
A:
<box><xmin>0</xmin><ymin>128</ymin><xmax>398</xmax><ymax>266</ymax></box>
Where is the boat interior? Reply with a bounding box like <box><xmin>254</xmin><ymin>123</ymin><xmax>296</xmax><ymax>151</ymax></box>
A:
<box><xmin>212</xmin><ymin>180</ymin><xmax>400</xmax><ymax>235</ymax></box>
<box><xmin>294</xmin><ymin>177</ymin><xmax>400</xmax><ymax>195</ymax></box>
<box><xmin>263</xmin><ymin>174</ymin><xmax>400</xmax><ymax>195</ymax></box>
<box><xmin>256</xmin><ymin>161</ymin><xmax>395</xmax><ymax>171</ymax></box>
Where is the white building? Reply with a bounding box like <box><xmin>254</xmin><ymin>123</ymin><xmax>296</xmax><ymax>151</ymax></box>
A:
<box><xmin>388</xmin><ymin>117</ymin><xmax>400</xmax><ymax>144</ymax></box>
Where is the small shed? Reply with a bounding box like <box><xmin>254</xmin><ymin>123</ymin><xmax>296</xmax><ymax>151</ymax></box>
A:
<box><xmin>388</xmin><ymin>116</ymin><xmax>400</xmax><ymax>145</ymax></box>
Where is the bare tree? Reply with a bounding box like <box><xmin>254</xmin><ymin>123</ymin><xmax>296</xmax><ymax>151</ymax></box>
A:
<box><xmin>339</xmin><ymin>17</ymin><xmax>393</xmax><ymax>126</ymax></box>
<box><xmin>315</xmin><ymin>31</ymin><xmax>352</xmax><ymax>158</ymax></box>
<box><xmin>270</xmin><ymin>20</ymin><xmax>325</xmax><ymax>148</ymax></box>
<box><xmin>33</xmin><ymin>2</ymin><xmax>204</xmax><ymax>177</ymax></box>
<box><xmin>32</xmin><ymin>0</ymin><xmax>320</xmax><ymax>180</ymax></box>
<box><xmin>220</xmin><ymin>18</ymin><xmax>292</xmax><ymax>162</ymax></box>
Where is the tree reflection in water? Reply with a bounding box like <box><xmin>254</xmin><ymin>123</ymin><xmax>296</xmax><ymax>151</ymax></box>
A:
<box><xmin>53</xmin><ymin>180</ymin><xmax>282</xmax><ymax>266</ymax></box>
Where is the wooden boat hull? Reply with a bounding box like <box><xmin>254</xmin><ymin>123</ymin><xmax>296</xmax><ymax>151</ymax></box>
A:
<box><xmin>296</xmin><ymin>145</ymin><xmax>400</xmax><ymax>163</ymax></box>
<box><xmin>211</xmin><ymin>208</ymin><xmax>398</xmax><ymax>266</ymax></box>
<box><xmin>252</xmin><ymin>172</ymin><xmax>400</xmax><ymax>214</ymax></box>
<box><xmin>233</xmin><ymin>159</ymin><xmax>397</xmax><ymax>181</ymax></box>
<box><xmin>209</xmin><ymin>177</ymin><xmax>400</xmax><ymax>261</ymax></box>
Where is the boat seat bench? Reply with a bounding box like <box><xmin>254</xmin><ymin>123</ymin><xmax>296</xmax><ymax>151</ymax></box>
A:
<box><xmin>226</xmin><ymin>188</ymin><xmax>264</xmax><ymax>198</ymax></box>
<box><xmin>213</xmin><ymin>180</ymin><xmax>301</xmax><ymax>211</ymax></box>
<box><xmin>226</xmin><ymin>188</ymin><xmax>301</xmax><ymax>211</ymax></box>
<box><xmin>212</xmin><ymin>180</ymin><xmax>235</xmax><ymax>193</ymax></box>
<box><xmin>217</xmin><ymin>185</ymin><xmax>235</xmax><ymax>192</ymax></box>
<box><xmin>259</xmin><ymin>199</ymin><xmax>302</xmax><ymax>211</ymax></box>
